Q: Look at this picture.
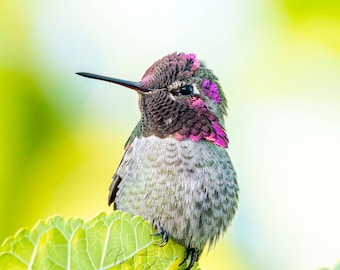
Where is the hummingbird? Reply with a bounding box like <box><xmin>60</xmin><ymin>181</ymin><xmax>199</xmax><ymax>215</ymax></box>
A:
<box><xmin>77</xmin><ymin>52</ymin><xmax>239</xmax><ymax>269</ymax></box>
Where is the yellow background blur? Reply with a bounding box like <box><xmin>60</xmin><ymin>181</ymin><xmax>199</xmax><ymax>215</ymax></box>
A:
<box><xmin>1</xmin><ymin>1</ymin><xmax>339</xmax><ymax>269</ymax></box>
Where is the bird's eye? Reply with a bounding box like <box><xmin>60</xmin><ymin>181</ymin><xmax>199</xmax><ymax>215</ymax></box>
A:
<box><xmin>179</xmin><ymin>85</ymin><xmax>194</xmax><ymax>96</ymax></box>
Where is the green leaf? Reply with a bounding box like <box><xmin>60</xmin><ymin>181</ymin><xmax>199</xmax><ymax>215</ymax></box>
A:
<box><xmin>0</xmin><ymin>211</ymin><xmax>199</xmax><ymax>269</ymax></box>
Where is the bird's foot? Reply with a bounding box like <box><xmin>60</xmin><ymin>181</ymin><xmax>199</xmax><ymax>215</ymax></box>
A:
<box><xmin>151</xmin><ymin>227</ymin><xmax>169</xmax><ymax>247</ymax></box>
<box><xmin>179</xmin><ymin>247</ymin><xmax>199</xmax><ymax>270</ymax></box>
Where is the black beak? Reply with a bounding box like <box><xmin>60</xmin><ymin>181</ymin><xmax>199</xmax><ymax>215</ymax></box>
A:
<box><xmin>76</xmin><ymin>72</ymin><xmax>151</xmax><ymax>93</ymax></box>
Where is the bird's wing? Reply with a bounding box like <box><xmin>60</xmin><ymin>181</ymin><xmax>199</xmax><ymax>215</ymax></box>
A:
<box><xmin>108</xmin><ymin>172</ymin><xmax>122</xmax><ymax>207</ymax></box>
<box><xmin>108</xmin><ymin>120</ymin><xmax>142</xmax><ymax>207</ymax></box>
<box><xmin>124</xmin><ymin>120</ymin><xmax>142</xmax><ymax>150</ymax></box>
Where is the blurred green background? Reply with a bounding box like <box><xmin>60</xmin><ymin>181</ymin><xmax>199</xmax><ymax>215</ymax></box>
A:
<box><xmin>1</xmin><ymin>0</ymin><xmax>340</xmax><ymax>269</ymax></box>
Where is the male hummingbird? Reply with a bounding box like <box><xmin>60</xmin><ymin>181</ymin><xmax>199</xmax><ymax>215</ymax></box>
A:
<box><xmin>77</xmin><ymin>52</ymin><xmax>239</xmax><ymax>269</ymax></box>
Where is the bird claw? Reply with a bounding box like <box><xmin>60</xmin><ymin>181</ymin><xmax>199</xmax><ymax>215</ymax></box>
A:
<box><xmin>151</xmin><ymin>227</ymin><xmax>169</xmax><ymax>246</ymax></box>
<box><xmin>179</xmin><ymin>247</ymin><xmax>199</xmax><ymax>270</ymax></box>
<box><xmin>151</xmin><ymin>228</ymin><xmax>199</xmax><ymax>269</ymax></box>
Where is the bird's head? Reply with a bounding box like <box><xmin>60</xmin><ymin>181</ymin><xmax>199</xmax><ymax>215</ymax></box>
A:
<box><xmin>77</xmin><ymin>52</ymin><xmax>229</xmax><ymax>148</ymax></box>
